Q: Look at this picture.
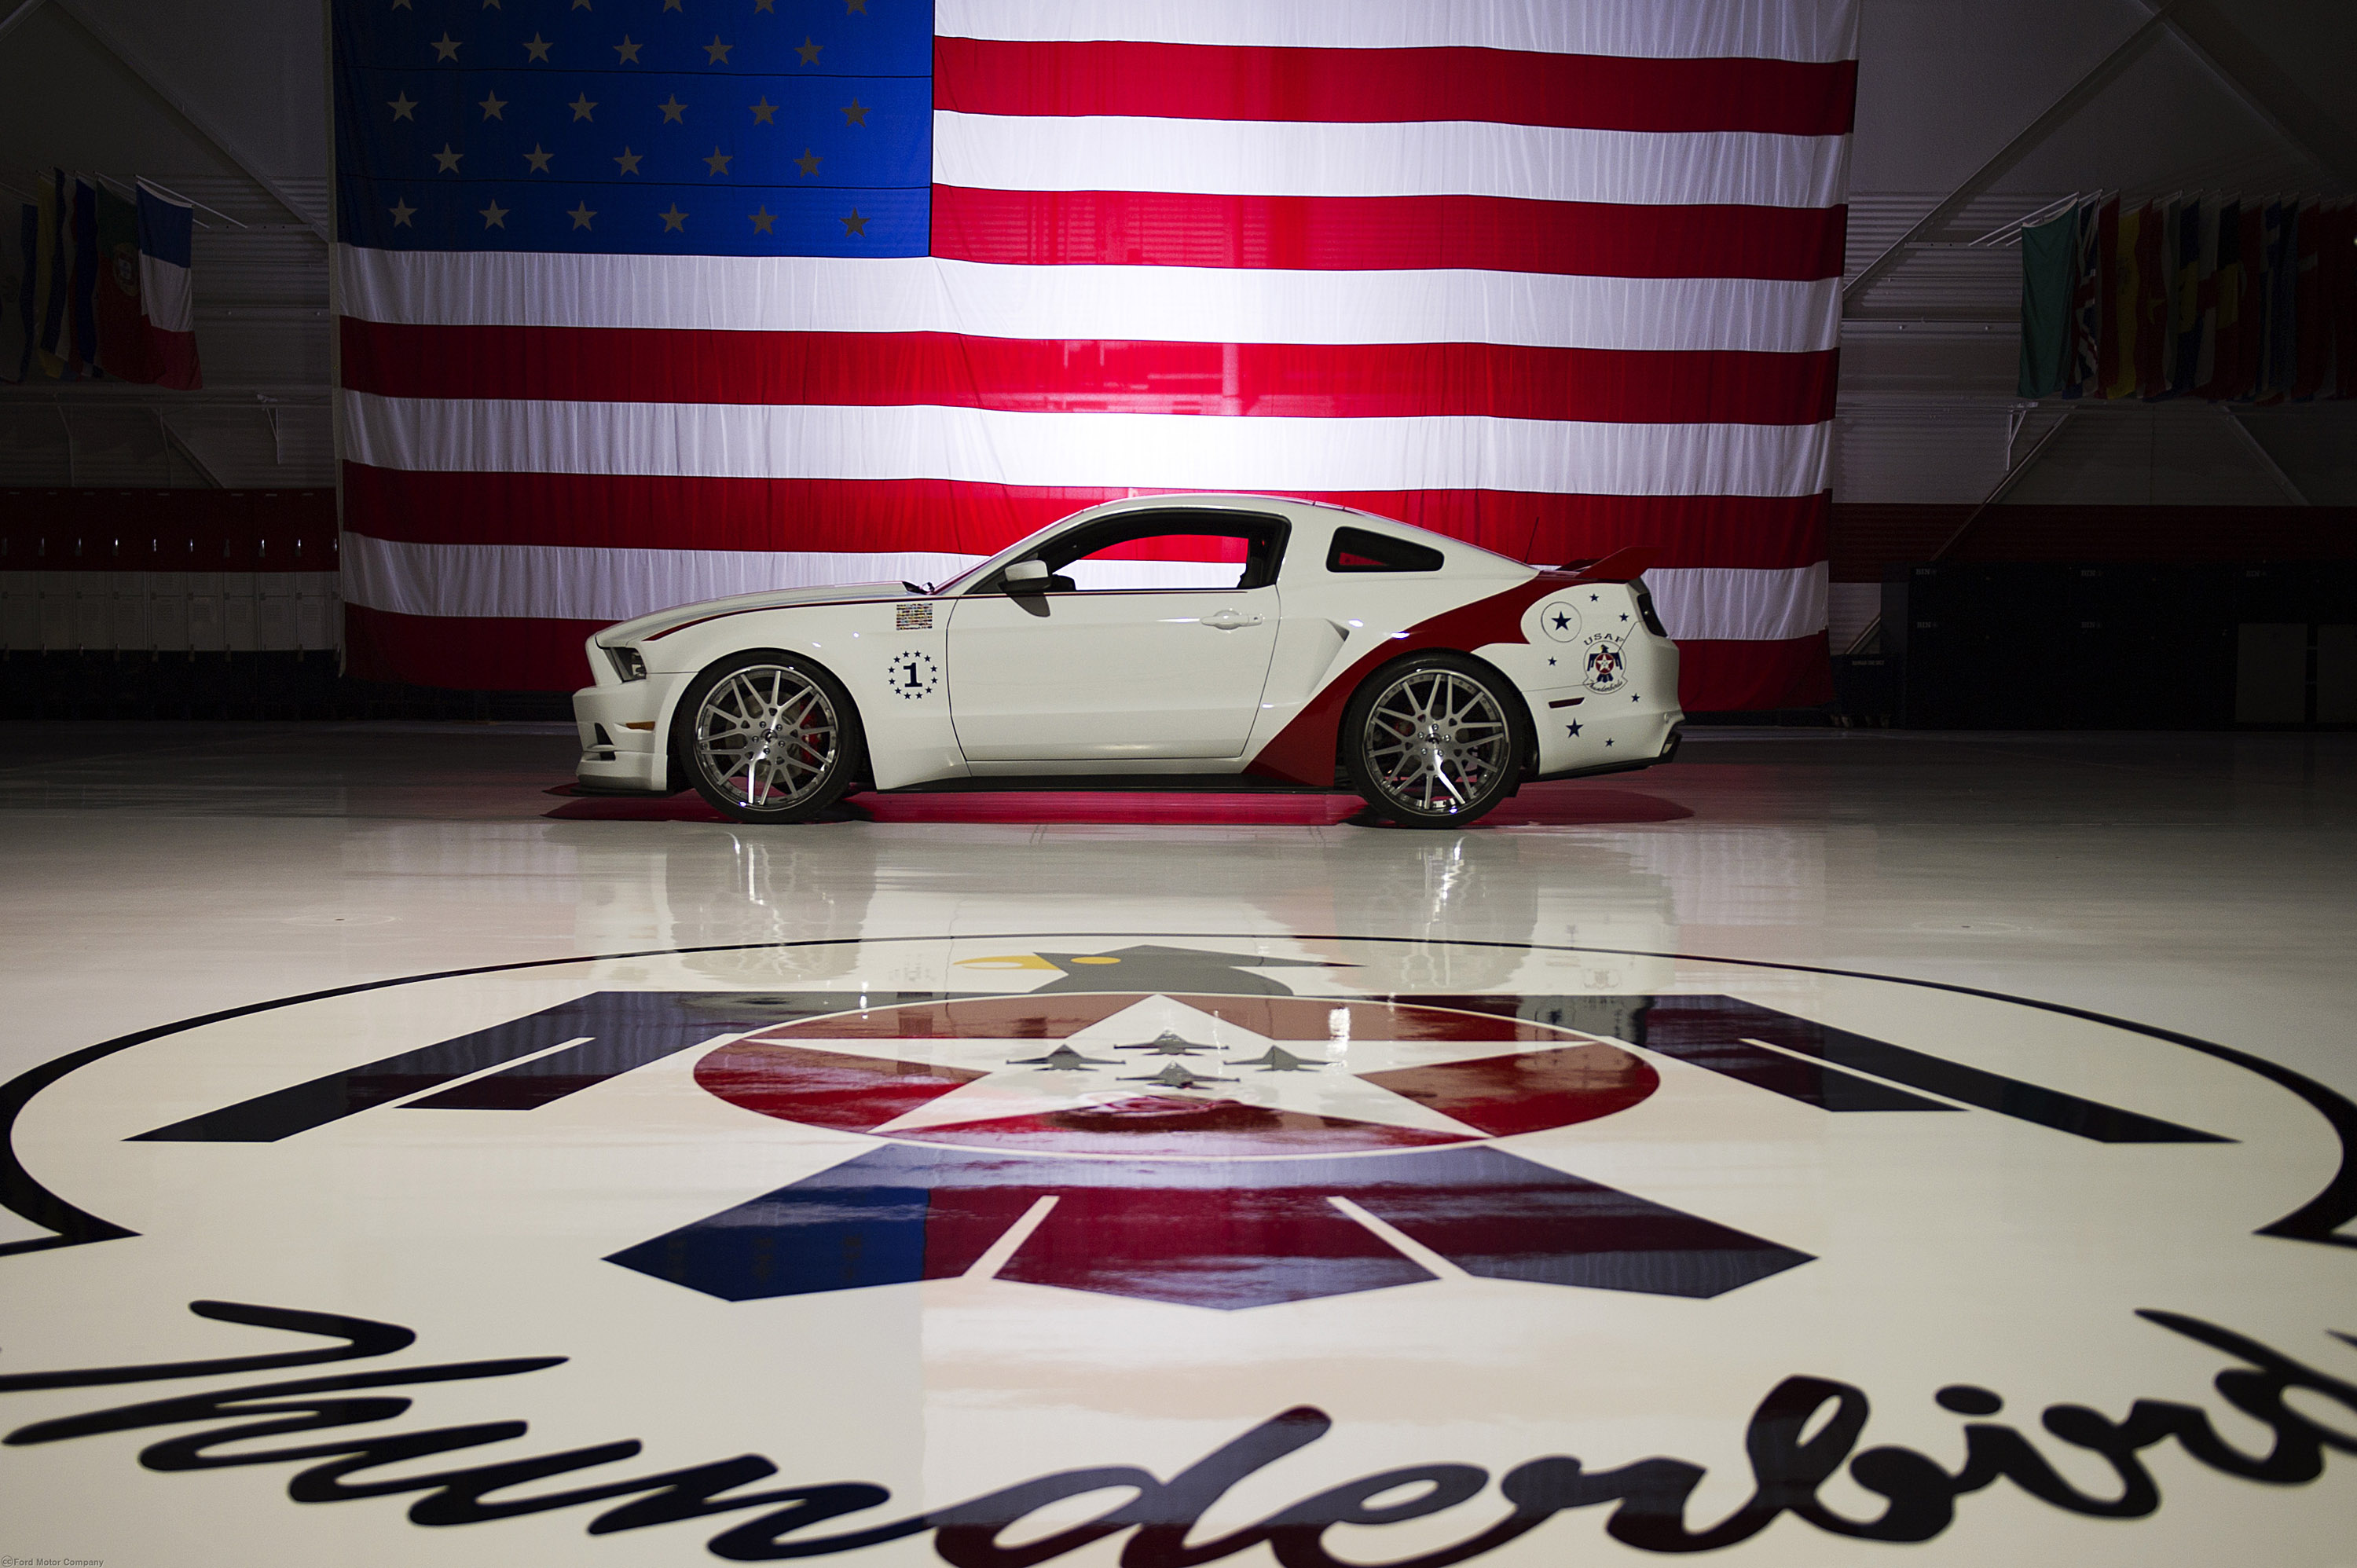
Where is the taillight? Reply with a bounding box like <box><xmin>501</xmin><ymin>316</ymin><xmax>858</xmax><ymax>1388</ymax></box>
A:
<box><xmin>1631</xmin><ymin>581</ymin><xmax>1668</xmax><ymax>638</ymax></box>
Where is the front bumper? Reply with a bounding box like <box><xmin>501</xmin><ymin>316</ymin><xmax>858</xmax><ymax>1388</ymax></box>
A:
<box><xmin>573</xmin><ymin>678</ymin><xmax>676</xmax><ymax>793</ymax></box>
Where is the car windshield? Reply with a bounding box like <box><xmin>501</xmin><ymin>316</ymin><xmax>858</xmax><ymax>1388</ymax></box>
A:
<box><xmin>926</xmin><ymin>511</ymin><xmax>1095</xmax><ymax>596</ymax></box>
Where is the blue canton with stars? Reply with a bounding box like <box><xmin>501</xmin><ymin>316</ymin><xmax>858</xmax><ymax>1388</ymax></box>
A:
<box><xmin>333</xmin><ymin>0</ymin><xmax>931</xmax><ymax>256</ymax></box>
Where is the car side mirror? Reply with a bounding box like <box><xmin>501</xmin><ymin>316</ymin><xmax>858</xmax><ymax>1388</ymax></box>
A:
<box><xmin>1003</xmin><ymin>559</ymin><xmax>1050</xmax><ymax>592</ymax></box>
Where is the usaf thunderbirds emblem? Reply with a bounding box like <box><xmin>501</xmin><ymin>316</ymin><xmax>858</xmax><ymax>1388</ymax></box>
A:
<box><xmin>3</xmin><ymin>936</ymin><xmax>2353</xmax><ymax>1565</ymax></box>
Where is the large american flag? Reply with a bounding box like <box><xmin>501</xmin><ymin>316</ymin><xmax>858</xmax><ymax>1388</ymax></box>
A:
<box><xmin>333</xmin><ymin>0</ymin><xmax>1853</xmax><ymax>708</ymax></box>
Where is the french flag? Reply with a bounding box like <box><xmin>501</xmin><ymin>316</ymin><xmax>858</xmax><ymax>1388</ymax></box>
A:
<box><xmin>130</xmin><ymin>178</ymin><xmax>201</xmax><ymax>390</ymax></box>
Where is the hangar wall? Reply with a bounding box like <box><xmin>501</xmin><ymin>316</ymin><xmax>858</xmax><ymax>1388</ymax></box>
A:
<box><xmin>2</xmin><ymin>0</ymin><xmax>2352</xmax><ymax>716</ymax></box>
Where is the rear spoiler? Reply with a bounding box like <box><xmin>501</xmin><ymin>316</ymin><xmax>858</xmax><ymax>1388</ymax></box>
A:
<box><xmin>1554</xmin><ymin>545</ymin><xmax>1658</xmax><ymax>582</ymax></box>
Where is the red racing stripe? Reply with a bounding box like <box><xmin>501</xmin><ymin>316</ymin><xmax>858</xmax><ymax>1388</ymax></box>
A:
<box><xmin>340</xmin><ymin>467</ymin><xmax>1828</xmax><ymax>573</ymax></box>
<box><xmin>338</xmin><ymin>319</ymin><xmax>1838</xmax><ymax>426</ymax></box>
<box><xmin>934</xmin><ymin>39</ymin><xmax>1859</xmax><ymax>137</ymax></box>
<box><xmin>931</xmin><ymin>187</ymin><xmax>1848</xmax><ymax>280</ymax></box>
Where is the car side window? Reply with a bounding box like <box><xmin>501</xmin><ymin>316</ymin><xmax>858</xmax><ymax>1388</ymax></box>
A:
<box><xmin>989</xmin><ymin>512</ymin><xmax>1288</xmax><ymax>594</ymax></box>
<box><xmin>1328</xmin><ymin>526</ymin><xmax>1444</xmax><ymax>573</ymax></box>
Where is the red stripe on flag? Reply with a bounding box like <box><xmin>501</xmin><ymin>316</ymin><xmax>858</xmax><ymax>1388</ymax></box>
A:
<box><xmin>338</xmin><ymin>319</ymin><xmax>1838</xmax><ymax>425</ymax></box>
<box><xmin>930</xmin><ymin>187</ymin><xmax>1847</xmax><ymax>280</ymax></box>
<box><xmin>933</xmin><ymin>38</ymin><xmax>1858</xmax><ymax>137</ymax></box>
<box><xmin>344</xmin><ymin>603</ymin><xmax>1828</xmax><ymax>712</ymax></box>
<box><xmin>342</xmin><ymin>465</ymin><xmax>1827</xmax><ymax>572</ymax></box>
<box><xmin>1674</xmin><ymin>633</ymin><xmax>1831</xmax><ymax>710</ymax></box>
<box><xmin>346</xmin><ymin>603</ymin><xmax>608</xmax><ymax>691</ymax></box>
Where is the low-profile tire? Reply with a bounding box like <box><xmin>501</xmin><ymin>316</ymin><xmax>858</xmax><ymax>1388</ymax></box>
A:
<box><xmin>673</xmin><ymin>651</ymin><xmax>867</xmax><ymax>824</ymax></box>
<box><xmin>1341</xmin><ymin>653</ymin><xmax>1529</xmax><ymax>827</ymax></box>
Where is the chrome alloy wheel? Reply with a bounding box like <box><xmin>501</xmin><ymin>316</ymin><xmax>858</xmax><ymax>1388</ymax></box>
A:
<box><xmin>1358</xmin><ymin>665</ymin><xmax>1514</xmax><ymax>816</ymax></box>
<box><xmin>691</xmin><ymin>663</ymin><xmax>843</xmax><ymax>810</ymax></box>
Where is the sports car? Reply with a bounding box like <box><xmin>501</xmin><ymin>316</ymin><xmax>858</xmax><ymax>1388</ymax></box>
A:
<box><xmin>572</xmin><ymin>495</ymin><xmax>1684</xmax><ymax>827</ymax></box>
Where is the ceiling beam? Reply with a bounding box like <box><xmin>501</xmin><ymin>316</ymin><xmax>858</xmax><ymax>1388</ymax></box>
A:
<box><xmin>2153</xmin><ymin>0</ymin><xmax>2357</xmax><ymax>190</ymax></box>
<box><xmin>48</xmin><ymin>0</ymin><xmax>327</xmax><ymax>241</ymax></box>
<box><xmin>0</xmin><ymin>0</ymin><xmax>50</xmax><ymax>47</ymax></box>
<box><xmin>1844</xmin><ymin>5</ymin><xmax>2180</xmax><ymax>311</ymax></box>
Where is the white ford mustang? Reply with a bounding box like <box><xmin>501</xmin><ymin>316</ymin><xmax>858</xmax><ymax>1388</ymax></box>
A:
<box><xmin>573</xmin><ymin>495</ymin><xmax>1684</xmax><ymax>827</ymax></box>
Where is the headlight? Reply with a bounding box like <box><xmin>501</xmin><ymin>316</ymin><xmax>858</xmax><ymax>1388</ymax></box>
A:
<box><xmin>605</xmin><ymin>643</ymin><xmax>647</xmax><ymax>682</ymax></box>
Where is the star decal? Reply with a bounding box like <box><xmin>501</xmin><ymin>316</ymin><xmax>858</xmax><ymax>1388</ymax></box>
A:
<box><xmin>1605</xmin><ymin>738</ymin><xmax>1615</xmax><ymax>747</ymax></box>
<box><xmin>430</xmin><ymin>33</ymin><xmax>461</xmax><ymax>60</ymax></box>
<box><xmin>704</xmin><ymin>35</ymin><xmax>733</xmax><ymax>63</ymax></box>
<box><xmin>613</xmin><ymin>35</ymin><xmax>641</xmax><ymax>63</ymax></box>
<box><xmin>613</xmin><ymin>146</ymin><xmax>643</xmax><ymax>174</ymax></box>
<box><xmin>1547</xmin><ymin>658</ymin><xmax>1557</xmax><ymax>666</ymax></box>
<box><xmin>1565</xmin><ymin>721</ymin><xmax>1582</xmax><ymax>736</ymax></box>
<box><xmin>797</xmin><ymin>35</ymin><xmax>822</xmax><ymax>64</ymax></box>
<box><xmin>477</xmin><ymin>90</ymin><xmax>507</xmax><ymax>119</ymax></box>
<box><xmin>749</xmin><ymin>97</ymin><xmax>778</xmax><ymax>124</ymax></box>
<box><xmin>659</xmin><ymin>203</ymin><xmax>689</xmax><ymax>232</ymax></box>
<box><xmin>1629</xmin><ymin>694</ymin><xmax>1641</xmax><ymax>702</ymax></box>
<box><xmin>703</xmin><ymin>146</ymin><xmax>732</xmax><ymax>174</ymax></box>
<box><xmin>840</xmin><ymin>207</ymin><xmax>867</xmax><ymax>236</ymax></box>
<box><xmin>1549</xmin><ymin>610</ymin><xmax>1571</xmax><ymax>630</ymax></box>
<box><xmin>748</xmin><ymin>204</ymin><xmax>776</xmax><ymax>233</ymax></box>
<box><xmin>569</xmin><ymin>93</ymin><xmax>597</xmax><ymax>120</ymax></box>
<box><xmin>523</xmin><ymin>144</ymin><xmax>554</xmax><ymax>172</ymax></box>
<box><xmin>658</xmin><ymin>95</ymin><xmax>687</xmax><ymax>123</ymax></box>
<box><xmin>478</xmin><ymin>200</ymin><xmax>508</xmax><ymax>229</ymax></box>
<box><xmin>840</xmin><ymin>98</ymin><xmax>868</xmax><ymax>126</ymax></box>
<box><xmin>1620</xmin><ymin>613</ymin><xmax>1630</xmax><ymax>622</ymax></box>
<box><xmin>568</xmin><ymin>202</ymin><xmax>596</xmax><ymax>229</ymax></box>
<box><xmin>1589</xmin><ymin>593</ymin><xmax>1600</xmax><ymax>602</ymax></box>
<box><xmin>794</xmin><ymin>147</ymin><xmax>819</xmax><ymax>175</ymax></box>
<box><xmin>387</xmin><ymin>92</ymin><xmax>417</xmax><ymax>120</ymax></box>
<box><xmin>387</xmin><ymin>198</ymin><xmax>416</xmax><ymax>227</ymax></box>
<box><xmin>432</xmin><ymin>144</ymin><xmax>464</xmax><ymax>173</ymax></box>
<box><xmin>522</xmin><ymin>32</ymin><xmax>552</xmax><ymax>60</ymax></box>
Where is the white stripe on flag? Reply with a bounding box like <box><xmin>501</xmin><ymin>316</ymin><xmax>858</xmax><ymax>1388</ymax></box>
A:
<box><xmin>1648</xmin><ymin>562</ymin><xmax>1827</xmax><ymax>641</ymax></box>
<box><xmin>935</xmin><ymin>114</ymin><xmax>1850</xmax><ymax>209</ymax></box>
<box><xmin>331</xmin><ymin>247</ymin><xmax>1842</xmax><ymax>354</ymax></box>
<box><xmin>340</xmin><ymin>394</ymin><xmax>1834</xmax><ymax>498</ymax></box>
<box><xmin>341</xmin><ymin>530</ymin><xmax>1828</xmax><ymax>641</ymax></box>
<box><xmin>935</xmin><ymin>0</ymin><xmax>1860</xmax><ymax>64</ymax></box>
<box><xmin>137</xmin><ymin>255</ymin><xmax>195</xmax><ymax>335</ymax></box>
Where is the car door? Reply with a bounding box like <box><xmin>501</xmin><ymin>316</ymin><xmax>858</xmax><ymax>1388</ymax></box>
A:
<box><xmin>945</xmin><ymin>513</ymin><xmax>1286</xmax><ymax>763</ymax></box>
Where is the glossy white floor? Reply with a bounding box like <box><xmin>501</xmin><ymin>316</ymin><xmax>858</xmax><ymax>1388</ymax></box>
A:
<box><xmin>2</xmin><ymin>723</ymin><xmax>2353</xmax><ymax>1568</ymax></box>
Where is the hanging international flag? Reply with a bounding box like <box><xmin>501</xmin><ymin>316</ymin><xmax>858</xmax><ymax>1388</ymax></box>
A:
<box><xmin>2015</xmin><ymin>205</ymin><xmax>2075</xmax><ymax>399</ymax></box>
<box><xmin>127</xmin><ymin>179</ymin><xmax>202</xmax><ymax>389</ymax></box>
<box><xmin>331</xmin><ymin>0</ymin><xmax>1857</xmax><ymax>709</ymax></box>
<box><xmin>2106</xmin><ymin>202</ymin><xmax>2142</xmax><ymax>399</ymax></box>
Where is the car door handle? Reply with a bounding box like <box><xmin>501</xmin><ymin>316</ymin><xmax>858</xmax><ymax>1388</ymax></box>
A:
<box><xmin>1200</xmin><ymin>609</ymin><xmax>1263</xmax><ymax>630</ymax></box>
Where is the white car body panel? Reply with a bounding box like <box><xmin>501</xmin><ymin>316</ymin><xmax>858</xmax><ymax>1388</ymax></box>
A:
<box><xmin>571</xmin><ymin>495</ymin><xmax>1684</xmax><ymax>799</ymax></box>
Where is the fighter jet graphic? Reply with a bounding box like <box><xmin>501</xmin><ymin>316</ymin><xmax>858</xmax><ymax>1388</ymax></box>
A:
<box><xmin>955</xmin><ymin>944</ymin><xmax>1342</xmax><ymax>995</ymax></box>
<box><xmin>1225</xmin><ymin>1046</ymin><xmax>1329</xmax><ymax>1073</ymax></box>
<box><xmin>1116</xmin><ymin>1030</ymin><xmax>1219</xmax><ymax>1057</ymax></box>
<box><xmin>1119</xmin><ymin>1062</ymin><xmax>1238</xmax><ymax>1091</ymax></box>
<box><xmin>1005</xmin><ymin>1044</ymin><xmax>1122</xmax><ymax>1072</ymax></box>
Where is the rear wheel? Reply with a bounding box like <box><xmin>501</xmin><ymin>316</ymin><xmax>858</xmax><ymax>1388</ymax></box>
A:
<box><xmin>674</xmin><ymin>652</ymin><xmax>865</xmax><ymax>823</ymax></box>
<box><xmin>1343</xmin><ymin>654</ymin><xmax>1527</xmax><ymax>827</ymax></box>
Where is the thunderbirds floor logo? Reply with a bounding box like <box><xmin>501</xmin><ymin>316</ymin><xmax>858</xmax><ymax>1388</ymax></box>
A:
<box><xmin>4</xmin><ymin>936</ymin><xmax>2354</xmax><ymax>1563</ymax></box>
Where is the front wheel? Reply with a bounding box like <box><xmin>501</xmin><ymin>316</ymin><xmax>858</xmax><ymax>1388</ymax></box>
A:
<box><xmin>1342</xmin><ymin>654</ymin><xmax>1527</xmax><ymax>827</ymax></box>
<box><xmin>673</xmin><ymin>652</ymin><xmax>866</xmax><ymax>823</ymax></box>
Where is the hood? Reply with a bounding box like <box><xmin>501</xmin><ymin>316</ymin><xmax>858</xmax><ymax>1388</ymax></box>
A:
<box><xmin>595</xmin><ymin>581</ymin><xmax>918</xmax><ymax>647</ymax></box>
